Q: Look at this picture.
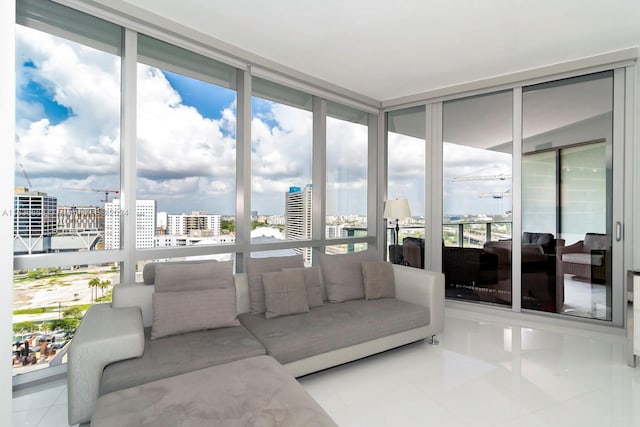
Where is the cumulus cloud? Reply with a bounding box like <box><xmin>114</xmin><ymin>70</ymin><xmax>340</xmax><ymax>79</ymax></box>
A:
<box><xmin>325</xmin><ymin>117</ymin><xmax>368</xmax><ymax>216</ymax></box>
<box><xmin>16</xmin><ymin>27</ymin><xmax>120</xmax><ymax>185</ymax></box>
<box><xmin>251</xmin><ymin>101</ymin><xmax>312</xmax><ymax>197</ymax></box>
<box><xmin>15</xmin><ymin>25</ymin><xmax>370</xmax><ymax>216</ymax></box>
<box><xmin>135</xmin><ymin>64</ymin><xmax>236</xmax><ymax>197</ymax></box>
<box><xmin>15</xmin><ymin>26</ymin><xmax>239</xmax><ymax>213</ymax></box>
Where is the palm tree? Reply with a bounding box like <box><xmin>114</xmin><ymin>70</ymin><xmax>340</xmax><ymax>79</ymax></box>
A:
<box><xmin>88</xmin><ymin>277</ymin><xmax>100</xmax><ymax>303</ymax></box>
<box><xmin>98</xmin><ymin>279</ymin><xmax>111</xmax><ymax>299</ymax></box>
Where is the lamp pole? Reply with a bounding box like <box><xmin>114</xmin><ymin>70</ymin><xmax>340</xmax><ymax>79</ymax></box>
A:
<box><xmin>394</xmin><ymin>218</ymin><xmax>400</xmax><ymax>246</ymax></box>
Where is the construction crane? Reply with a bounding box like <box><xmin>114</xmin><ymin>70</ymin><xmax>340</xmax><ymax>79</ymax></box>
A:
<box><xmin>451</xmin><ymin>166</ymin><xmax>512</xmax><ymax>182</ymax></box>
<box><xmin>65</xmin><ymin>188</ymin><xmax>120</xmax><ymax>203</ymax></box>
<box><xmin>479</xmin><ymin>189</ymin><xmax>512</xmax><ymax>199</ymax></box>
<box><xmin>19</xmin><ymin>163</ymin><xmax>33</xmax><ymax>189</ymax></box>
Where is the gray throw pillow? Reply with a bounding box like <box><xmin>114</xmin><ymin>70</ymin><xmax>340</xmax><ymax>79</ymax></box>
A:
<box><xmin>262</xmin><ymin>270</ymin><xmax>310</xmax><ymax>319</ymax></box>
<box><xmin>282</xmin><ymin>266</ymin><xmax>323</xmax><ymax>308</ymax></box>
<box><xmin>153</xmin><ymin>260</ymin><xmax>233</xmax><ymax>292</ymax></box>
<box><xmin>151</xmin><ymin>287</ymin><xmax>240</xmax><ymax>339</ymax></box>
<box><xmin>318</xmin><ymin>251</ymin><xmax>378</xmax><ymax>302</ymax></box>
<box><xmin>246</xmin><ymin>255</ymin><xmax>304</xmax><ymax>314</ymax></box>
<box><xmin>361</xmin><ymin>261</ymin><xmax>395</xmax><ymax>299</ymax></box>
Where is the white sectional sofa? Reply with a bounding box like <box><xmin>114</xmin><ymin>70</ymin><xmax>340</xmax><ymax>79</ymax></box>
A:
<box><xmin>67</xmin><ymin>253</ymin><xmax>445</xmax><ymax>425</ymax></box>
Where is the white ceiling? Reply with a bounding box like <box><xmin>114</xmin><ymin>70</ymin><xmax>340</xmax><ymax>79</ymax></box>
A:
<box><xmin>116</xmin><ymin>0</ymin><xmax>640</xmax><ymax>102</ymax></box>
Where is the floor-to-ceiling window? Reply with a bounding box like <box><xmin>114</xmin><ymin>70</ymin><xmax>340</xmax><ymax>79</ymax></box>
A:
<box><xmin>12</xmin><ymin>0</ymin><xmax>380</xmax><ymax>383</ymax></box>
<box><xmin>251</xmin><ymin>78</ymin><xmax>313</xmax><ymax>263</ymax></box>
<box><xmin>136</xmin><ymin>34</ymin><xmax>237</xmax><ymax>267</ymax></box>
<box><xmin>326</xmin><ymin>101</ymin><xmax>369</xmax><ymax>253</ymax></box>
<box><xmin>386</xmin><ymin>106</ymin><xmax>426</xmax><ymax>267</ymax></box>
<box><xmin>13</xmin><ymin>1</ymin><xmax>122</xmax><ymax>376</ymax></box>
<box><xmin>442</xmin><ymin>91</ymin><xmax>513</xmax><ymax>306</ymax></box>
<box><xmin>522</xmin><ymin>71</ymin><xmax>614</xmax><ymax>320</ymax></box>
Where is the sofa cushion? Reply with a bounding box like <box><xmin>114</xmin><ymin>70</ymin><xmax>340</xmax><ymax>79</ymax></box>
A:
<box><xmin>361</xmin><ymin>261</ymin><xmax>395</xmax><ymax>299</ymax></box>
<box><xmin>93</xmin><ymin>356</ymin><xmax>338</xmax><ymax>427</ymax></box>
<box><xmin>263</xmin><ymin>270</ymin><xmax>310</xmax><ymax>319</ymax></box>
<box><xmin>100</xmin><ymin>325</ymin><xmax>266</xmax><ymax>396</ymax></box>
<box><xmin>318</xmin><ymin>251</ymin><xmax>377</xmax><ymax>302</ymax></box>
<box><xmin>246</xmin><ymin>255</ymin><xmax>304</xmax><ymax>314</ymax></box>
<box><xmin>151</xmin><ymin>287</ymin><xmax>240</xmax><ymax>339</ymax></box>
<box><xmin>283</xmin><ymin>266</ymin><xmax>323</xmax><ymax>308</ymax></box>
<box><xmin>238</xmin><ymin>298</ymin><xmax>429</xmax><ymax>364</ymax></box>
<box><xmin>153</xmin><ymin>260</ymin><xmax>233</xmax><ymax>292</ymax></box>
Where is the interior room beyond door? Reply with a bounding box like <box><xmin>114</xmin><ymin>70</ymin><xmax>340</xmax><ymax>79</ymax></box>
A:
<box><xmin>522</xmin><ymin>71</ymin><xmax>614</xmax><ymax>321</ymax></box>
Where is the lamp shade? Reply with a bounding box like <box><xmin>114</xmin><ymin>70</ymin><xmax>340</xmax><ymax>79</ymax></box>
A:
<box><xmin>383</xmin><ymin>198</ymin><xmax>411</xmax><ymax>219</ymax></box>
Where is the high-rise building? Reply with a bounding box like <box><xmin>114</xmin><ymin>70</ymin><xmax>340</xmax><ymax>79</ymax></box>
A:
<box><xmin>57</xmin><ymin>205</ymin><xmax>104</xmax><ymax>233</ymax></box>
<box><xmin>104</xmin><ymin>199</ymin><xmax>157</xmax><ymax>249</ymax></box>
<box><xmin>285</xmin><ymin>184</ymin><xmax>312</xmax><ymax>265</ymax></box>
<box><xmin>13</xmin><ymin>187</ymin><xmax>57</xmax><ymax>254</ymax></box>
<box><xmin>166</xmin><ymin>211</ymin><xmax>221</xmax><ymax>236</ymax></box>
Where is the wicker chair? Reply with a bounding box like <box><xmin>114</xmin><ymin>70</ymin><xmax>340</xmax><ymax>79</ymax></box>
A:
<box><xmin>557</xmin><ymin>233</ymin><xmax>608</xmax><ymax>284</ymax></box>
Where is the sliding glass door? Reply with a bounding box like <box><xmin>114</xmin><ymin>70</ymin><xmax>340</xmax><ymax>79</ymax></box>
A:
<box><xmin>441</xmin><ymin>91</ymin><xmax>513</xmax><ymax>306</ymax></box>
<box><xmin>437</xmin><ymin>70</ymin><xmax>624</xmax><ymax>324</ymax></box>
<box><xmin>522</xmin><ymin>71</ymin><xmax>614</xmax><ymax>320</ymax></box>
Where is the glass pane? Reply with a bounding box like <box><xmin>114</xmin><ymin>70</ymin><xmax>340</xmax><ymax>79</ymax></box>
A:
<box><xmin>326</xmin><ymin>109</ymin><xmax>368</xmax><ymax>238</ymax></box>
<box><xmin>15</xmin><ymin>25</ymin><xmax>121</xmax><ymax>254</ymax></box>
<box><xmin>251</xmin><ymin>81</ymin><xmax>313</xmax><ymax>260</ymax></box>
<box><xmin>442</xmin><ymin>91</ymin><xmax>513</xmax><ymax>307</ymax></box>
<box><xmin>137</xmin><ymin>38</ymin><xmax>237</xmax><ymax>249</ymax></box>
<box><xmin>325</xmin><ymin>243</ymin><xmax>368</xmax><ymax>255</ymax></box>
<box><xmin>251</xmin><ymin>248</ymin><xmax>312</xmax><ymax>267</ymax></box>
<box><xmin>387</xmin><ymin>106</ymin><xmax>426</xmax><ymax>268</ymax></box>
<box><xmin>522</xmin><ymin>71</ymin><xmax>613</xmax><ymax>319</ymax></box>
<box><xmin>522</xmin><ymin>151</ymin><xmax>557</xmax><ymax>234</ymax></box>
<box><xmin>14</xmin><ymin>21</ymin><xmax>122</xmax><ymax>377</ymax></box>
<box><xmin>13</xmin><ymin>263</ymin><xmax>120</xmax><ymax>375</ymax></box>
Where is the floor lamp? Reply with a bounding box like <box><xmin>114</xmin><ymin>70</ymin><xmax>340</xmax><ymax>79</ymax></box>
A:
<box><xmin>383</xmin><ymin>198</ymin><xmax>412</xmax><ymax>247</ymax></box>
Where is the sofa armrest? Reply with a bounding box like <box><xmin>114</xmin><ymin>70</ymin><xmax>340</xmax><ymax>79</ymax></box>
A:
<box><xmin>392</xmin><ymin>265</ymin><xmax>445</xmax><ymax>335</ymax></box>
<box><xmin>112</xmin><ymin>283</ymin><xmax>155</xmax><ymax>327</ymax></box>
<box><xmin>68</xmin><ymin>304</ymin><xmax>144</xmax><ymax>425</ymax></box>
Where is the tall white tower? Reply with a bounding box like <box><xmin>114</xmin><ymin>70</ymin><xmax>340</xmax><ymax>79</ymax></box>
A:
<box><xmin>104</xmin><ymin>199</ymin><xmax>156</xmax><ymax>249</ymax></box>
<box><xmin>285</xmin><ymin>184</ymin><xmax>312</xmax><ymax>265</ymax></box>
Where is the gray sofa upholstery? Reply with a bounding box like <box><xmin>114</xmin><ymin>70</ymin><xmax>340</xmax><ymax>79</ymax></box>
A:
<box><xmin>92</xmin><ymin>355</ymin><xmax>338</xmax><ymax>427</ymax></box>
<box><xmin>100</xmin><ymin>325</ymin><xmax>266</xmax><ymax>396</ymax></box>
<box><xmin>238</xmin><ymin>297</ymin><xmax>429</xmax><ymax>365</ymax></box>
<box><xmin>67</xmin><ymin>259</ymin><xmax>444</xmax><ymax>425</ymax></box>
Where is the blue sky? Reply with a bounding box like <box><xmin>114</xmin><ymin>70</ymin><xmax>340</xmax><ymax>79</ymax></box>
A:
<box><xmin>163</xmin><ymin>70</ymin><xmax>235</xmax><ymax>121</ymax></box>
<box><xmin>18</xmin><ymin>61</ymin><xmax>72</xmax><ymax>125</ymax></box>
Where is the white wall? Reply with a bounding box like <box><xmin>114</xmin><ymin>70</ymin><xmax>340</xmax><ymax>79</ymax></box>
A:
<box><xmin>1</xmin><ymin>0</ymin><xmax>15</xmax><ymax>419</ymax></box>
<box><xmin>635</xmin><ymin>61</ymin><xmax>640</xmax><ymax>270</ymax></box>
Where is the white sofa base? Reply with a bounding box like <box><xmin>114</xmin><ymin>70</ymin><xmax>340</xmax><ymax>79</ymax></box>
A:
<box><xmin>283</xmin><ymin>325</ymin><xmax>433</xmax><ymax>377</ymax></box>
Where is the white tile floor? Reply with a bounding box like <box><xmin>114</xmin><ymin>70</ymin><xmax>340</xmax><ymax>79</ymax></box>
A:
<box><xmin>12</xmin><ymin>377</ymin><xmax>71</xmax><ymax>427</ymax></box>
<box><xmin>12</xmin><ymin>308</ymin><xmax>640</xmax><ymax>427</ymax></box>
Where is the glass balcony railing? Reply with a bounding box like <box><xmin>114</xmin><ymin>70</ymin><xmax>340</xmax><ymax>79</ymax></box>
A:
<box><xmin>443</xmin><ymin>220</ymin><xmax>512</xmax><ymax>248</ymax></box>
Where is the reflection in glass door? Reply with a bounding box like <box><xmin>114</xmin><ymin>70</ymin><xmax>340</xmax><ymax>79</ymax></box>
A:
<box><xmin>522</xmin><ymin>71</ymin><xmax>613</xmax><ymax>320</ymax></box>
<box><xmin>387</xmin><ymin>106</ymin><xmax>426</xmax><ymax>268</ymax></box>
<box><xmin>442</xmin><ymin>91</ymin><xmax>513</xmax><ymax>307</ymax></box>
